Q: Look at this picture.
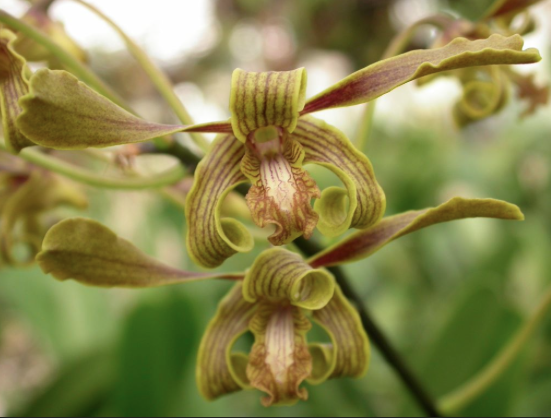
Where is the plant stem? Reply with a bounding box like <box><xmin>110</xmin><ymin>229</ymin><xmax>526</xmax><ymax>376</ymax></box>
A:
<box><xmin>69</xmin><ymin>0</ymin><xmax>210</xmax><ymax>153</ymax></box>
<box><xmin>439</xmin><ymin>286</ymin><xmax>551</xmax><ymax>414</ymax></box>
<box><xmin>294</xmin><ymin>237</ymin><xmax>442</xmax><ymax>417</ymax></box>
<box><xmin>0</xmin><ymin>10</ymin><xmax>128</xmax><ymax>110</ymax></box>
<box><xmin>0</xmin><ymin>142</ymin><xmax>186</xmax><ymax>190</ymax></box>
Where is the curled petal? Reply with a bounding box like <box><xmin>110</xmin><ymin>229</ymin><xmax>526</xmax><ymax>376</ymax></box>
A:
<box><xmin>16</xmin><ymin>69</ymin><xmax>229</xmax><ymax>150</ymax></box>
<box><xmin>197</xmin><ymin>283</ymin><xmax>256</xmax><ymax>401</ymax></box>
<box><xmin>309</xmin><ymin>285</ymin><xmax>370</xmax><ymax>384</ymax></box>
<box><xmin>303</xmin><ymin>34</ymin><xmax>541</xmax><ymax>114</ymax></box>
<box><xmin>243</xmin><ymin>247</ymin><xmax>335</xmax><ymax>310</ymax></box>
<box><xmin>0</xmin><ymin>29</ymin><xmax>34</xmax><ymax>153</ymax></box>
<box><xmin>1</xmin><ymin>173</ymin><xmax>87</xmax><ymax>265</ymax></box>
<box><xmin>310</xmin><ymin>197</ymin><xmax>524</xmax><ymax>268</ymax></box>
<box><xmin>37</xmin><ymin>218</ymin><xmax>243</xmax><ymax>287</ymax></box>
<box><xmin>185</xmin><ymin>134</ymin><xmax>254</xmax><ymax>268</ymax></box>
<box><xmin>247</xmin><ymin>303</ymin><xmax>312</xmax><ymax>407</ymax></box>
<box><xmin>483</xmin><ymin>0</ymin><xmax>543</xmax><ymax>19</ymax></box>
<box><xmin>230</xmin><ymin>68</ymin><xmax>307</xmax><ymax>142</ymax></box>
<box><xmin>453</xmin><ymin>67</ymin><xmax>509</xmax><ymax>127</ymax></box>
<box><xmin>293</xmin><ymin>116</ymin><xmax>386</xmax><ymax>236</ymax></box>
<box><xmin>242</xmin><ymin>134</ymin><xmax>320</xmax><ymax>245</ymax></box>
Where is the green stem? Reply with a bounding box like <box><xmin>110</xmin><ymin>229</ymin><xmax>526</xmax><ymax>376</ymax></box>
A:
<box><xmin>69</xmin><ymin>0</ymin><xmax>210</xmax><ymax>152</ymax></box>
<box><xmin>0</xmin><ymin>142</ymin><xmax>186</xmax><ymax>190</ymax></box>
<box><xmin>0</xmin><ymin>10</ymin><xmax>128</xmax><ymax>110</ymax></box>
<box><xmin>439</xmin><ymin>286</ymin><xmax>551</xmax><ymax>414</ymax></box>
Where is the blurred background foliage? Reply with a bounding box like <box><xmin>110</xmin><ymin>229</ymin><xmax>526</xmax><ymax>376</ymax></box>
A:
<box><xmin>0</xmin><ymin>0</ymin><xmax>550</xmax><ymax>416</ymax></box>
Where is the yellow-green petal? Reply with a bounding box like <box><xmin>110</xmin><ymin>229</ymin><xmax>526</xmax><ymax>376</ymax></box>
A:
<box><xmin>196</xmin><ymin>283</ymin><xmax>256</xmax><ymax>401</ymax></box>
<box><xmin>16</xmin><ymin>69</ymin><xmax>188</xmax><ymax>149</ymax></box>
<box><xmin>37</xmin><ymin>218</ymin><xmax>244</xmax><ymax>287</ymax></box>
<box><xmin>243</xmin><ymin>248</ymin><xmax>335</xmax><ymax>310</ymax></box>
<box><xmin>247</xmin><ymin>303</ymin><xmax>312</xmax><ymax>407</ymax></box>
<box><xmin>1</xmin><ymin>172</ymin><xmax>87</xmax><ymax>265</ymax></box>
<box><xmin>293</xmin><ymin>115</ymin><xmax>386</xmax><ymax>236</ymax></box>
<box><xmin>185</xmin><ymin>134</ymin><xmax>254</xmax><ymax>268</ymax></box>
<box><xmin>309</xmin><ymin>285</ymin><xmax>370</xmax><ymax>384</ymax></box>
<box><xmin>0</xmin><ymin>29</ymin><xmax>34</xmax><ymax>153</ymax></box>
<box><xmin>230</xmin><ymin>68</ymin><xmax>307</xmax><ymax>143</ymax></box>
<box><xmin>310</xmin><ymin>197</ymin><xmax>525</xmax><ymax>268</ymax></box>
<box><xmin>303</xmin><ymin>34</ymin><xmax>541</xmax><ymax>114</ymax></box>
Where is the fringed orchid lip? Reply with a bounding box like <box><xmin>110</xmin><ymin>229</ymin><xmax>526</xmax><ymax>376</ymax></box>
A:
<box><xmin>11</xmin><ymin>32</ymin><xmax>541</xmax><ymax>267</ymax></box>
<box><xmin>196</xmin><ymin>248</ymin><xmax>369</xmax><ymax>407</ymax></box>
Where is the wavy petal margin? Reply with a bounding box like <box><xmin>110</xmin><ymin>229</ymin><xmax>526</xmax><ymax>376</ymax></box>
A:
<box><xmin>37</xmin><ymin>218</ymin><xmax>244</xmax><ymax>287</ymax></box>
<box><xmin>309</xmin><ymin>285</ymin><xmax>370</xmax><ymax>384</ymax></box>
<box><xmin>230</xmin><ymin>68</ymin><xmax>307</xmax><ymax>143</ymax></box>
<box><xmin>185</xmin><ymin>134</ymin><xmax>254</xmax><ymax>268</ymax></box>
<box><xmin>241</xmin><ymin>133</ymin><xmax>320</xmax><ymax>245</ymax></box>
<box><xmin>310</xmin><ymin>197</ymin><xmax>525</xmax><ymax>268</ymax></box>
<box><xmin>16</xmin><ymin>69</ymin><xmax>232</xmax><ymax>149</ymax></box>
<box><xmin>0</xmin><ymin>29</ymin><xmax>34</xmax><ymax>153</ymax></box>
<box><xmin>303</xmin><ymin>34</ymin><xmax>541</xmax><ymax>114</ymax></box>
<box><xmin>196</xmin><ymin>283</ymin><xmax>256</xmax><ymax>400</ymax></box>
<box><xmin>294</xmin><ymin>116</ymin><xmax>386</xmax><ymax>236</ymax></box>
<box><xmin>247</xmin><ymin>303</ymin><xmax>312</xmax><ymax>407</ymax></box>
<box><xmin>243</xmin><ymin>248</ymin><xmax>335</xmax><ymax>310</ymax></box>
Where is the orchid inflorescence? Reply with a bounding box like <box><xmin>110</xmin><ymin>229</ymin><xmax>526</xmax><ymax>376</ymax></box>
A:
<box><xmin>0</xmin><ymin>0</ymin><xmax>547</xmax><ymax>409</ymax></box>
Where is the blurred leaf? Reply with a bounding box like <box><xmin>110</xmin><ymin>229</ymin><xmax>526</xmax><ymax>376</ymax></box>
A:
<box><xmin>418</xmin><ymin>284</ymin><xmax>526</xmax><ymax>416</ymax></box>
<box><xmin>111</xmin><ymin>289</ymin><xmax>201</xmax><ymax>417</ymax></box>
<box><xmin>12</xmin><ymin>350</ymin><xmax>115</xmax><ymax>417</ymax></box>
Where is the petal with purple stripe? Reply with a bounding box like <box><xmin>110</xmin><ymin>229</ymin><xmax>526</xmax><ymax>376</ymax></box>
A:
<box><xmin>310</xmin><ymin>197</ymin><xmax>524</xmax><ymax>268</ymax></box>
<box><xmin>185</xmin><ymin>134</ymin><xmax>254</xmax><ymax>268</ymax></box>
<box><xmin>293</xmin><ymin>115</ymin><xmax>386</xmax><ymax>237</ymax></box>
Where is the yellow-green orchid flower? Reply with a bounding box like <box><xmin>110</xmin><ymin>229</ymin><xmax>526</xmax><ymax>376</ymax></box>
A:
<box><xmin>196</xmin><ymin>247</ymin><xmax>368</xmax><ymax>407</ymax></box>
<box><xmin>409</xmin><ymin>0</ymin><xmax>548</xmax><ymax>126</ymax></box>
<box><xmin>0</xmin><ymin>156</ymin><xmax>88</xmax><ymax>266</ymax></box>
<box><xmin>5</xmin><ymin>31</ymin><xmax>541</xmax><ymax>268</ymax></box>
<box><xmin>35</xmin><ymin>196</ymin><xmax>525</xmax><ymax>406</ymax></box>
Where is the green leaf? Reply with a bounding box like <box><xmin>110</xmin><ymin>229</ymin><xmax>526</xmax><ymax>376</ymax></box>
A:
<box><xmin>37</xmin><ymin>218</ymin><xmax>243</xmax><ymax>287</ymax></box>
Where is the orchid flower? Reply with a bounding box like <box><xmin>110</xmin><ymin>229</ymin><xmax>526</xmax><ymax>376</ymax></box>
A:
<box><xmin>36</xmin><ymin>196</ymin><xmax>525</xmax><ymax>406</ymax></box>
<box><xmin>408</xmin><ymin>0</ymin><xmax>548</xmax><ymax>126</ymax></box>
<box><xmin>3</xmin><ymin>30</ymin><xmax>540</xmax><ymax>268</ymax></box>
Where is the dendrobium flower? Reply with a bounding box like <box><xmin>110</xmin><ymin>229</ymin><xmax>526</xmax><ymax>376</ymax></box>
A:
<box><xmin>2</xmin><ymin>29</ymin><xmax>541</xmax><ymax>268</ymax></box>
<box><xmin>35</xmin><ymin>196</ymin><xmax>526</xmax><ymax>406</ymax></box>
<box><xmin>406</xmin><ymin>0</ymin><xmax>548</xmax><ymax>126</ymax></box>
<box><xmin>0</xmin><ymin>152</ymin><xmax>87</xmax><ymax>266</ymax></box>
<box><xmin>196</xmin><ymin>248</ymin><xmax>369</xmax><ymax>407</ymax></box>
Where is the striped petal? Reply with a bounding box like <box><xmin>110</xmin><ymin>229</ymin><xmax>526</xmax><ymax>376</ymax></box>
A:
<box><xmin>293</xmin><ymin>115</ymin><xmax>386</xmax><ymax>236</ymax></box>
<box><xmin>37</xmin><ymin>217</ymin><xmax>243</xmax><ymax>287</ymax></box>
<box><xmin>196</xmin><ymin>283</ymin><xmax>256</xmax><ymax>401</ymax></box>
<box><xmin>310</xmin><ymin>197</ymin><xmax>525</xmax><ymax>268</ymax></box>
<box><xmin>230</xmin><ymin>68</ymin><xmax>307</xmax><ymax>143</ymax></box>
<box><xmin>247</xmin><ymin>303</ymin><xmax>312</xmax><ymax>407</ymax></box>
<box><xmin>303</xmin><ymin>34</ymin><xmax>541</xmax><ymax>114</ymax></box>
<box><xmin>243</xmin><ymin>247</ymin><xmax>335</xmax><ymax>310</ymax></box>
<box><xmin>309</xmin><ymin>285</ymin><xmax>370</xmax><ymax>384</ymax></box>
<box><xmin>241</xmin><ymin>130</ymin><xmax>320</xmax><ymax>245</ymax></box>
<box><xmin>185</xmin><ymin>134</ymin><xmax>254</xmax><ymax>268</ymax></box>
<box><xmin>16</xmin><ymin>69</ymin><xmax>232</xmax><ymax>149</ymax></box>
<box><xmin>0</xmin><ymin>29</ymin><xmax>34</xmax><ymax>153</ymax></box>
